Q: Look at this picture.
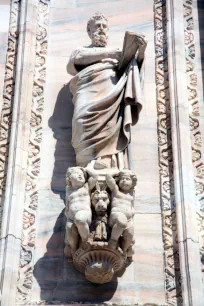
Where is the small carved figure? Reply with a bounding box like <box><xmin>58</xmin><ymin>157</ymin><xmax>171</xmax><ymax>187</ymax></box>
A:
<box><xmin>94</xmin><ymin>211</ymin><xmax>108</xmax><ymax>241</ymax></box>
<box><xmin>64</xmin><ymin>167</ymin><xmax>98</xmax><ymax>258</ymax></box>
<box><xmin>91</xmin><ymin>187</ymin><xmax>110</xmax><ymax>241</ymax></box>
<box><xmin>106</xmin><ymin>170</ymin><xmax>137</xmax><ymax>253</ymax></box>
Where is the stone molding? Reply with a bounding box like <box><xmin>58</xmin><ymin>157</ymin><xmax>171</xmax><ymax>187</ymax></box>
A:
<box><xmin>25</xmin><ymin>303</ymin><xmax>167</xmax><ymax>306</ymax></box>
<box><xmin>166</xmin><ymin>0</ymin><xmax>203</xmax><ymax>305</ymax></box>
<box><xmin>0</xmin><ymin>0</ymin><xmax>50</xmax><ymax>305</ymax></box>
<box><xmin>16</xmin><ymin>0</ymin><xmax>50</xmax><ymax>304</ymax></box>
<box><xmin>0</xmin><ymin>0</ymin><xmax>21</xmax><ymax>234</ymax></box>
<box><xmin>0</xmin><ymin>0</ymin><xmax>203</xmax><ymax>305</ymax></box>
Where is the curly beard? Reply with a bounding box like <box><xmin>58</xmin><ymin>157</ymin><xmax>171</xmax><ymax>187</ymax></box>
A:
<box><xmin>92</xmin><ymin>32</ymin><xmax>108</xmax><ymax>47</ymax></box>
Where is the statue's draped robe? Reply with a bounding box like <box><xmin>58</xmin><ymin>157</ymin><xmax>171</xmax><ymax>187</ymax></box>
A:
<box><xmin>68</xmin><ymin>48</ymin><xmax>144</xmax><ymax>168</ymax></box>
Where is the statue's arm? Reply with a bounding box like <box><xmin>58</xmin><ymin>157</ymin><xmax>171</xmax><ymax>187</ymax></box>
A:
<box><xmin>86</xmin><ymin>167</ymin><xmax>98</xmax><ymax>191</ymax></box>
<box><xmin>106</xmin><ymin>174</ymin><xmax>118</xmax><ymax>192</ymax></box>
<box><xmin>73</xmin><ymin>47</ymin><xmax>121</xmax><ymax>66</ymax></box>
<box><xmin>65</xmin><ymin>186</ymin><xmax>70</xmax><ymax>217</ymax></box>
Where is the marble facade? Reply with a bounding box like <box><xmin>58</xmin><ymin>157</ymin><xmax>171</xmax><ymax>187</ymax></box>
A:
<box><xmin>0</xmin><ymin>0</ymin><xmax>203</xmax><ymax>305</ymax></box>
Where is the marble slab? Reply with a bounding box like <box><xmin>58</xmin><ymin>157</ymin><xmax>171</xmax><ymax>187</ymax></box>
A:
<box><xmin>31</xmin><ymin>213</ymin><xmax>164</xmax><ymax>304</ymax></box>
<box><xmin>0</xmin><ymin>0</ymin><xmax>10</xmax><ymax>115</ymax></box>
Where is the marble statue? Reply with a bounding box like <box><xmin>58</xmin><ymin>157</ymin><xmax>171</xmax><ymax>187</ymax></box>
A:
<box><xmin>64</xmin><ymin>12</ymin><xmax>147</xmax><ymax>283</ymax></box>
<box><xmin>106</xmin><ymin>170</ymin><xmax>137</xmax><ymax>255</ymax></box>
<box><xmin>64</xmin><ymin>167</ymin><xmax>98</xmax><ymax>257</ymax></box>
<box><xmin>67</xmin><ymin>12</ymin><xmax>147</xmax><ymax>170</ymax></box>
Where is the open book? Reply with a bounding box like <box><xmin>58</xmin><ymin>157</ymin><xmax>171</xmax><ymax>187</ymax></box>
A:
<box><xmin>118</xmin><ymin>31</ymin><xmax>142</xmax><ymax>72</ymax></box>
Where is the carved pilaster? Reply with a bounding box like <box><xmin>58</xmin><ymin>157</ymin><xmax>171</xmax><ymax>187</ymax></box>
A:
<box><xmin>0</xmin><ymin>0</ymin><xmax>50</xmax><ymax>305</ymax></box>
<box><xmin>183</xmin><ymin>0</ymin><xmax>204</xmax><ymax>287</ymax></box>
<box><xmin>154</xmin><ymin>1</ymin><xmax>182</xmax><ymax>304</ymax></box>
<box><xmin>16</xmin><ymin>0</ymin><xmax>50</xmax><ymax>304</ymax></box>
<box><xmin>0</xmin><ymin>0</ymin><xmax>21</xmax><ymax>233</ymax></box>
<box><xmin>166</xmin><ymin>0</ymin><xmax>203</xmax><ymax>304</ymax></box>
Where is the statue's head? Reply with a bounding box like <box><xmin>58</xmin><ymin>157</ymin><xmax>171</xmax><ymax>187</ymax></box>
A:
<box><xmin>66</xmin><ymin>167</ymin><xmax>87</xmax><ymax>188</ymax></box>
<box><xmin>118</xmin><ymin>170</ymin><xmax>137</xmax><ymax>191</ymax></box>
<box><xmin>87</xmin><ymin>12</ymin><xmax>108</xmax><ymax>47</ymax></box>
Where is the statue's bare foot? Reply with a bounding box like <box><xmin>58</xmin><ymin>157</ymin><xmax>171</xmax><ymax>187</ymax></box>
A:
<box><xmin>127</xmin><ymin>246</ymin><xmax>134</xmax><ymax>257</ymax></box>
<box><xmin>126</xmin><ymin>256</ymin><xmax>133</xmax><ymax>265</ymax></box>
<box><xmin>102</xmin><ymin>232</ymin><xmax>107</xmax><ymax>240</ymax></box>
<box><xmin>108</xmin><ymin>239</ymin><xmax>118</xmax><ymax>249</ymax></box>
<box><xmin>94</xmin><ymin>234</ymin><xmax>101</xmax><ymax>241</ymax></box>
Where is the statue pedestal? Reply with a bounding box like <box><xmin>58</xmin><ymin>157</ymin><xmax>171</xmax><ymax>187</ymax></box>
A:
<box><xmin>73</xmin><ymin>241</ymin><xmax>127</xmax><ymax>284</ymax></box>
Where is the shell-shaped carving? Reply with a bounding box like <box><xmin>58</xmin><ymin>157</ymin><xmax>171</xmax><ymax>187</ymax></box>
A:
<box><xmin>73</xmin><ymin>243</ymin><xmax>127</xmax><ymax>284</ymax></box>
<box><xmin>85</xmin><ymin>261</ymin><xmax>114</xmax><ymax>284</ymax></box>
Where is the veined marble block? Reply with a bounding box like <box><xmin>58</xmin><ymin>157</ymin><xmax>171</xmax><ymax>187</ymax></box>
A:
<box><xmin>0</xmin><ymin>0</ymin><xmax>203</xmax><ymax>305</ymax></box>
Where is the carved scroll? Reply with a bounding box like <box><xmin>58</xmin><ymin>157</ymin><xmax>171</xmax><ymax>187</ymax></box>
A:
<box><xmin>16</xmin><ymin>0</ymin><xmax>50</xmax><ymax>303</ymax></box>
<box><xmin>183</xmin><ymin>0</ymin><xmax>204</xmax><ymax>285</ymax></box>
<box><xmin>0</xmin><ymin>0</ymin><xmax>20</xmax><ymax>233</ymax></box>
<box><xmin>154</xmin><ymin>0</ymin><xmax>182</xmax><ymax>304</ymax></box>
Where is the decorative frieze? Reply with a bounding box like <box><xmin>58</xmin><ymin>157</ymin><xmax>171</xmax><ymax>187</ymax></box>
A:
<box><xmin>16</xmin><ymin>0</ymin><xmax>50</xmax><ymax>304</ymax></box>
<box><xmin>154</xmin><ymin>0</ymin><xmax>182</xmax><ymax>304</ymax></box>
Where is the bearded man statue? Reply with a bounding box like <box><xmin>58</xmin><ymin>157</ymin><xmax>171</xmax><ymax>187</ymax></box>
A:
<box><xmin>67</xmin><ymin>12</ymin><xmax>147</xmax><ymax>170</ymax></box>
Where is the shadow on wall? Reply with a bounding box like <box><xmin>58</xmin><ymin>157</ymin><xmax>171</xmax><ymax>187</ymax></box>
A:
<box><xmin>33</xmin><ymin>84</ymin><xmax>118</xmax><ymax>303</ymax></box>
<box><xmin>48</xmin><ymin>83</ymin><xmax>75</xmax><ymax>202</ymax></box>
<box><xmin>33</xmin><ymin>210</ymin><xmax>118</xmax><ymax>303</ymax></box>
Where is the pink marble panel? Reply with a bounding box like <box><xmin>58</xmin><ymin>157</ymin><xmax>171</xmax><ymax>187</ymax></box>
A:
<box><xmin>31</xmin><ymin>0</ymin><xmax>165</xmax><ymax>304</ymax></box>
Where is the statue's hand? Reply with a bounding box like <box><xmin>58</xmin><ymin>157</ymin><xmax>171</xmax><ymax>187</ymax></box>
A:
<box><xmin>136</xmin><ymin>33</ymin><xmax>147</xmax><ymax>61</ymax></box>
<box><xmin>107</xmin><ymin>48</ymin><xmax>121</xmax><ymax>61</ymax></box>
<box><xmin>115</xmin><ymin>49</ymin><xmax>122</xmax><ymax>61</ymax></box>
<box><xmin>101</xmin><ymin>58</ymin><xmax>118</xmax><ymax>65</ymax></box>
<box><xmin>136</xmin><ymin>33</ymin><xmax>147</xmax><ymax>54</ymax></box>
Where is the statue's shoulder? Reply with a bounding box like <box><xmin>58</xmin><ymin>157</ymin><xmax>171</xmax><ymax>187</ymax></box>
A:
<box><xmin>71</xmin><ymin>46</ymin><xmax>85</xmax><ymax>53</ymax></box>
<box><xmin>67</xmin><ymin>47</ymin><xmax>88</xmax><ymax>76</ymax></box>
<box><xmin>71</xmin><ymin>46</ymin><xmax>91</xmax><ymax>56</ymax></box>
<box><xmin>72</xmin><ymin>45</ymin><xmax>102</xmax><ymax>55</ymax></box>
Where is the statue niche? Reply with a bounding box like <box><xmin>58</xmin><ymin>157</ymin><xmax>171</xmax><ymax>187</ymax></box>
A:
<box><xmin>64</xmin><ymin>12</ymin><xmax>147</xmax><ymax>284</ymax></box>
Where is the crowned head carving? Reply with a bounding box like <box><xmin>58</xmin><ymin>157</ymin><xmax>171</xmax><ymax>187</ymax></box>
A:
<box><xmin>87</xmin><ymin>12</ymin><xmax>109</xmax><ymax>47</ymax></box>
<box><xmin>66</xmin><ymin>167</ymin><xmax>87</xmax><ymax>189</ymax></box>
